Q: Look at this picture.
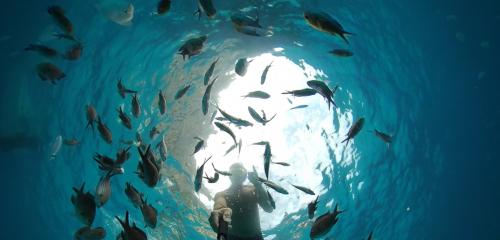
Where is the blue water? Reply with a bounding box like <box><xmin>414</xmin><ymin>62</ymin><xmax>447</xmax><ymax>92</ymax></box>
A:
<box><xmin>0</xmin><ymin>0</ymin><xmax>498</xmax><ymax>239</ymax></box>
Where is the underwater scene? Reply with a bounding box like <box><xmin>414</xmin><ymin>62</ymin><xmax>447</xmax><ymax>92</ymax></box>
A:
<box><xmin>0</xmin><ymin>0</ymin><xmax>499</xmax><ymax>239</ymax></box>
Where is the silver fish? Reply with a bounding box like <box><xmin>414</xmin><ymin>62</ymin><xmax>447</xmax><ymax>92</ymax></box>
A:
<box><xmin>204</xmin><ymin>57</ymin><xmax>219</xmax><ymax>85</ymax></box>
<box><xmin>272</xmin><ymin>161</ymin><xmax>290</xmax><ymax>167</ymax></box>
<box><xmin>242</xmin><ymin>91</ymin><xmax>270</xmax><ymax>99</ymax></box>
<box><xmin>264</xmin><ymin>142</ymin><xmax>271</xmax><ymax>179</ymax></box>
<box><xmin>235</xmin><ymin>58</ymin><xmax>252</xmax><ymax>76</ymax></box>
<box><xmin>290</xmin><ymin>184</ymin><xmax>315</xmax><ymax>195</ymax></box>
<box><xmin>194</xmin><ymin>156</ymin><xmax>212</xmax><ymax>192</ymax></box>
<box><xmin>214</xmin><ymin>122</ymin><xmax>237</xmax><ymax>146</ymax></box>
<box><xmin>257</xmin><ymin>177</ymin><xmax>288</xmax><ymax>195</ymax></box>
<box><xmin>175</xmin><ymin>85</ymin><xmax>191</xmax><ymax>100</ymax></box>
<box><xmin>260</xmin><ymin>61</ymin><xmax>273</xmax><ymax>85</ymax></box>
<box><xmin>248</xmin><ymin>107</ymin><xmax>276</xmax><ymax>126</ymax></box>
<box><xmin>212</xmin><ymin>163</ymin><xmax>232</xmax><ymax>176</ymax></box>
<box><xmin>217</xmin><ymin>107</ymin><xmax>253</xmax><ymax>127</ymax></box>
<box><xmin>282</xmin><ymin>88</ymin><xmax>317</xmax><ymax>97</ymax></box>
<box><xmin>289</xmin><ymin>104</ymin><xmax>309</xmax><ymax>110</ymax></box>
<box><xmin>202</xmin><ymin>77</ymin><xmax>217</xmax><ymax>115</ymax></box>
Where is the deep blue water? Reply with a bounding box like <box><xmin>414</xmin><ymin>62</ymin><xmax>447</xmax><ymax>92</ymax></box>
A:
<box><xmin>0</xmin><ymin>0</ymin><xmax>498</xmax><ymax>239</ymax></box>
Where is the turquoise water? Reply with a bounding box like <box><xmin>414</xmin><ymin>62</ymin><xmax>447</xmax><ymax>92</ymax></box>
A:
<box><xmin>0</xmin><ymin>0</ymin><xmax>498</xmax><ymax>239</ymax></box>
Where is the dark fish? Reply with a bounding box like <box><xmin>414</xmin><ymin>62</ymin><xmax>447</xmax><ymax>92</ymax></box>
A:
<box><xmin>242</xmin><ymin>91</ymin><xmax>270</xmax><ymax>99</ymax></box>
<box><xmin>194</xmin><ymin>156</ymin><xmax>212</xmax><ymax>192</ymax></box>
<box><xmin>224</xmin><ymin>143</ymin><xmax>237</xmax><ymax>156</ymax></box>
<box><xmin>248</xmin><ymin>107</ymin><xmax>276</xmax><ymax>126</ymax></box>
<box><xmin>96</xmin><ymin>171</ymin><xmax>117</xmax><ymax>207</ymax></box>
<box><xmin>131</xmin><ymin>94</ymin><xmax>141</xmax><ymax>118</ymax></box>
<box><xmin>287</xmin><ymin>98</ymin><xmax>293</xmax><ymax>104</ymax></box>
<box><xmin>53</xmin><ymin>33</ymin><xmax>79</xmax><ymax>42</ymax></box>
<box><xmin>272</xmin><ymin>161</ymin><xmax>290</xmax><ymax>167</ymax></box>
<box><xmin>212</xmin><ymin>163</ymin><xmax>232</xmax><ymax>176</ymax></box>
<box><xmin>63</xmin><ymin>43</ymin><xmax>83</xmax><ymax>60</ymax></box>
<box><xmin>291</xmin><ymin>184</ymin><xmax>315</xmax><ymax>195</ymax></box>
<box><xmin>140</xmin><ymin>197</ymin><xmax>158</xmax><ymax>228</ymax></box>
<box><xmin>48</xmin><ymin>5</ymin><xmax>73</xmax><ymax>34</ymax></box>
<box><xmin>289</xmin><ymin>105</ymin><xmax>309</xmax><ymax>110</ymax></box>
<box><xmin>304</xmin><ymin>11</ymin><xmax>353</xmax><ymax>44</ymax></box>
<box><xmin>94</xmin><ymin>153</ymin><xmax>124</xmax><ymax>174</ymax></box>
<box><xmin>217</xmin><ymin>107</ymin><xmax>253</xmax><ymax>127</ymax></box>
<box><xmin>158</xmin><ymin>91</ymin><xmax>167</xmax><ymax>115</ymax></box>
<box><xmin>71</xmin><ymin>183</ymin><xmax>96</xmax><ymax>226</ymax></box>
<box><xmin>115</xmin><ymin>211</ymin><xmax>147</xmax><ymax>240</ymax></box>
<box><xmin>137</xmin><ymin>145</ymin><xmax>160</xmax><ymax>187</ymax></box>
<box><xmin>117</xmin><ymin>106</ymin><xmax>132</xmax><ymax>130</ymax></box>
<box><xmin>63</xmin><ymin>138</ymin><xmax>80</xmax><ymax>146</ymax></box>
<box><xmin>24</xmin><ymin>44</ymin><xmax>58</xmax><ymax>58</ymax></box>
<box><xmin>306</xmin><ymin>124</ymin><xmax>311</xmax><ymax>131</ymax></box>
<box><xmin>263</xmin><ymin>142</ymin><xmax>271</xmax><ymax>179</ymax></box>
<box><xmin>178</xmin><ymin>35</ymin><xmax>207</xmax><ymax>60</ymax></box>
<box><xmin>308</xmin><ymin>196</ymin><xmax>319</xmax><ymax>219</ymax></box>
<box><xmin>125</xmin><ymin>182</ymin><xmax>143</xmax><ymax>209</ymax></box>
<box><xmin>194</xmin><ymin>0</ymin><xmax>217</xmax><ymax>19</ymax></box>
<box><xmin>157</xmin><ymin>0</ymin><xmax>171</xmax><ymax>15</ymax></box>
<box><xmin>116</xmin><ymin>147</ymin><xmax>131</xmax><ymax>165</ymax></box>
<box><xmin>310</xmin><ymin>204</ymin><xmax>343</xmax><ymax>239</ymax></box>
<box><xmin>204</xmin><ymin>172</ymin><xmax>219</xmax><ymax>183</ymax></box>
<box><xmin>214</xmin><ymin>122</ymin><xmax>237</xmax><ymax>146</ymax></box>
<box><xmin>307</xmin><ymin>80</ymin><xmax>338</xmax><ymax>109</ymax></box>
<box><xmin>97</xmin><ymin>117</ymin><xmax>112</xmax><ymax>144</ymax></box>
<box><xmin>85</xmin><ymin>105</ymin><xmax>97</xmax><ymax>130</ymax></box>
<box><xmin>193</xmin><ymin>137</ymin><xmax>204</xmax><ymax>155</ymax></box>
<box><xmin>342</xmin><ymin>117</ymin><xmax>365</xmax><ymax>144</ymax></box>
<box><xmin>282</xmin><ymin>88</ymin><xmax>317</xmax><ymax>97</ymax></box>
<box><xmin>36</xmin><ymin>62</ymin><xmax>65</xmax><ymax>84</ymax></box>
<box><xmin>175</xmin><ymin>85</ymin><xmax>191</xmax><ymax>100</ymax></box>
<box><xmin>235</xmin><ymin>58</ymin><xmax>252</xmax><ymax>77</ymax></box>
<box><xmin>367</xmin><ymin>231</ymin><xmax>373</xmax><ymax>240</ymax></box>
<box><xmin>329</xmin><ymin>49</ymin><xmax>353</xmax><ymax>57</ymax></box>
<box><xmin>202</xmin><ymin>77</ymin><xmax>217</xmax><ymax>115</ymax></box>
<box><xmin>117</xmin><ymin>79</ymin><xmax>137</xmax><ymax>98</ymax></box>
<box><xmin>257</xmin><ymin>177</ymin><xmax>288</xmax><ymax>195</ymax></box>
<box><xmin>267</xmin><ymin>190</ymin><xmax>276</xmax><ymax>209</ymax></box>
<box><xmin>204</xmin><ymin>57</ymin><xmax>219</xmax><ymax>85</ymax></box>
<box><xmin>374</xmin><ymin>129</ymin><xmax>392</xmax><ymax>144</ymax></box>
<box><xmin>260</xmin><ymin>61</ymin><xmax>273</xmax><ymax>85</ymax></box>
<box><xmin>74</xmin><ymin>226</ymin><xmax>106</xmax><ymax>240</ymax></box>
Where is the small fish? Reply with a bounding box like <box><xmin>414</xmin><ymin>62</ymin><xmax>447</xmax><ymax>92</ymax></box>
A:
<box><xmin>214</xmin><ymin>122</ymin><xmax>237</xmax><ymax>146</ymax></box>
<box><xmin>310</xmin><ymin>204</ymin><xmax>344</xmax><ymax>239</ymax></box>
<box><xmin>63</xmin><ymin>43</ymin><xmax>83</xmax><ymax>60</ymax></box>
<box><xmin>85</xmin><ymin>104</ymin><xmax>97</xmax><ymax>129</ymax></box>
<box><xmin>210</xmin><ymin>111</ymin><xmax>217</xmax><ymax>123</ymax></box>
<box><xmin>96</xmin><ymin>117</ymin><xmax>112</xmax><ymax>144</ymax></box>
<box><xmin>217</xmin><ymin>107</ymin><xmax>253</xmax><ymax>127</ymax></box>
<box><xmin>290</xmin><ymin>184</ymin><xmax>315</xmax><ymax>195</ymax></box>
<box><xmin>194</xmin><ymin>156</ymin><xmax>212</xmax><ymax>192</ymax></box>
<box><xmin>271</xmin><ymin>161</ymin><xmax>290</xmax><ymax>167</ymax></box>
<box><xmin>158</xmin><ymin>90</ymin><xmax>167</xmax><ymax>115</ymax></box>
<box><xmin>178</xmin><ymin>35</ymin><xmax>207</xmax><ymax>60</ymax></box>
<box><xmin>307</xmin><ymin>80</ymin><xmax>338</xmax><ymax>109</ymax></box>
<box><xmin>25</xmin><ymin>44</ymin><xmax>58</xmax><ymax>58</ymax></box>
<box><xmin>139</xmin><ymin>197</ymin><xmax>158</xmax><ymax>228</ymax></box>
<box><xmin>94</xmin><ymin>153</ymin><xmax>124</xmax><ymax>174</ymax></box>
<box><xmin>290</xmin><ymin>105</ymin><xmax>309</xmax><ymax>110</ymax></box>
<box><xmin>234</xmin><ymin>25</ymin><xmax>273</xmax><ymax>37</ymax></box>
<box><xmin>149</xmin><ymin>125</ymin><xmax>160</xmax><ymax>140</ymax></box>
<box><xmin>117</xmin><ymin>79</ymin><xmax>137</xmax><ymax>98</ymax></box>
<box><xmin>224</xmin><ymin>143</ymin><xmax>237</xmax><ymax>156</ymax></box>
<box><xmin>204</xmin><ymin>57</ymin><xmax>219</xmax><ymax>85</ymax></box>
<box><xmin>137</xmin><ymin>145</ymin><xmax>160</xmax><ymax>187</ymax></box>
<box><xmin>131</xmin><ymin>94</ymin><xmax>141</xmax><ymax>118</ymax></box>
<box><xmin>36</xmin><ymin>62</ymin><xmax>65</xmax><ymax>84</ymax></box>
<box><xmin>116</xmin><ymin>147</ymin><xmax>131</xmax><ymax>165</ymax></box>
<box><xmin>71</xmin><ymin>183</ymin><xmax>96</xmax><ymax>226</ymax></box>
<box><xmin>202</xmin><ymin>78</ymin><xmax>217</xmax><ymax>115</ymax></box>
<box><xmin>238</xmin><ymin>139</ymin><xmax>242</xmax><ymax>155</ymax></box>
<box><xmin>329</xmin><ymin>49</ymin><xmax>353</xmax><ymax>57</ymax></box>
<box><xmin>308</xmin><ymin>196</ymin><xmax>319</xmax><ymax>219</ymax></box>
<box><xmin>156</xmin><ymin>135</ymin><xmax>168</xmax><ymax>161</ymax></box>
<box><xmin>50</xmin><ymin>135</ymin><xmax>62</xmax><ymax>160</ymax></box>
<box><xmin>157</xmin><ymin>0</ymin><xmax>171</xmax><ymax>15</ymax></box>
<box><xmin>257</xmin><ymin>178</ymin><xmax>288</xmax><ymax>195</ymax></box>
<box><xmin>304</xmin><ymin>11</ymin><xmax>353</xmax><ymax>44</ymax></box>
<box><xmin>193</xmin><ymin>137</ymin><xmax>205</xmax><ymax>155</ymax></box>
<box><xmin>260</xmin><ymin>61</ymin><xmax>273</xmax><ymax>85</ymax></box>
<box><xmin>231</xmin><ymin>12</ymin><xmax>262</xmax><ymax>29</ymax></box>
<box><xmin>242</xmin><ymin>91</ymin><xmax>270</xmax><ymax>99</ymax></box>
<box><xmin>287</xmin><ymin>98</ymin><xmax>293</xmax><ymax>104</ymax></box>
<box><xmin>74</xmin><ymin>226</ymin><xmax>106</xmax><ymax>240</ymax></box>
<box><xmin>95</xmin><ymin>171</ymin><xmax>117</xmax><ymax>207</ymax></box>
<box><xmin>306</xmin><ymin>124</ymin><xmax>311</xmax><ymax>131</ymax></box>
<box><xmin>53</xmin><ymin>32</ymin><xmax>79</xmax><ymax>42</ymax></box>
<box><xmin>248</xmin><ymin>107</ymin><xmax>276</xmax><ymax>126</ymax></box>
<box><xmin>212</xmin><ymin>163</ymin><xmax>232</xmax><ymax>176</ymax></box>
<box><xmin>194</xmin><ymin>0</ymin><xmax>217</xmax><ymax>19</ymax></box>
<box><xmin>235</xmin><ymin>58</ymin><xmax>252</xmax><ymax>77</ymax></box>
<box><xmin>204</xmin><ymin>172</ymin><xmax>220</xmax><ymax>183</ymax></box>
<box><xmin>48</xmin><ymin>5</ymin><xmax>73</xmax><ymax>34</ymax></box>
<box><xmin>125</xmin><ymin>182</ymin><xmax>143</xmax><ymax>209</ymax></box>
<box><xmin>282</xmin><ymin>88</ymin><xmax>317</xmax><ymax>97</ymax></box>
<box><xmin>267</xmin><ymin>190</ymin><xmax>276</xmax><ymax>209</ymax></box>
<box><xmin>342</xmin><ymin>117</ymin><xmax>365</xmax><ymax>144</ymax></box>
<box><xmin>374</xmin><ymin>129</ymin><xmax>392</xmax><ymax>144</ymax></box>
<box><xmin>115</xmin><ymin>211</ymin><xmax>147</xmax><ymax>240</ymax></box>
<box><xmin>117</xmin><ymin>106</ymin><xmax>132</xmax><ymax>130</ymax></box>
<box><xmin>251</xmin><ymin>141</ymin><xmax>269</xmax><ymax>146</ymax></box>
<box><xmin>175</xmin><ymin>85</ymin><xmax>191</xmax><ymax>100</ymax></box>
<box><xmin>263</xmin><ymin>142</ymin><xmax>272</xmax><ymax>179</ymax></box>
<box><xmin>63</xmin><ymin>138</ymin><xmax>80</xmax><ymax>146</ymax></box>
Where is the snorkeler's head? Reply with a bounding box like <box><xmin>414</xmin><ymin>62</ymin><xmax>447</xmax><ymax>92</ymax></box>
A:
<box><xmin>229</xmin><ymin>163</ymin><xmax>247</xmax><ymax>186</ymax></box>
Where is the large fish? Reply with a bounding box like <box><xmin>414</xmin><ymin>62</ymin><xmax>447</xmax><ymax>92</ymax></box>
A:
<box><xmin>178</xmin><ymin>35</ymin><xmax>207</xmax><ymax>60</ymax></box>
<box><xmin>202</xmin><ymin>78</ymin><xmax>217</xmax><ymax>115</ymax></box>
<box><xmin>140</xmin><ymin>197</ymin><xmax>158</xmax><ymax>228</ymax></box>
<box><xmin>235</xmin><ymin>58</ymin><xmax>252</xmax><ymax>77</ymax></box>
<box><xmin>49</xmin><ymin>135</ymin><xmax>62</xmax><ymax>160</ymax></box>
<box><xmin>175</xmin><ymin>85</ymin><xmax>191</xmax><ymax>100</ymax></box>
<box><xmin>290</xmin><ymin>184</ymin><xmax>316</xmax><ymax>195</ymax></box>
<box><xmin>304</xmin><ymin>11</ymin><xmax>353</xmax><ymax>44</ymax></box>
<box><xmin>97</xmin><ymin>117</ymin><xmax>112</xmax><ymax>144</ymax></box>
<box><xmin>310</xmin><ymin>204</ymin><xmax>343</xmax><ymax>239</ymax></box>
<box><xmin>248</xmin><ymin>107</ymin><xmax>276</xmax><ymax>126</ymax></box>
<box><xmin>307</xmin><ymin>80</ymin><xmax>337</xmax><ymax>109</ymax></box>
<box><xmin>71</xmin><ymin>183</ymin><xmax>96</xmax><ymax>226</ymax></box>
<box><xmin>242</xmin><ymin>91</ymin><xmax>270</xmax><ymax>99</ymax></box>
<box><xmin>48</xmin><ymin>5</ymin><xmax>73</xmax><ymax>34</ymax></box>
<box><xmin>131</xmin><ymin>94</ymin><xmax>141</xmax><ymax>118</ymax></box>
<box><xmin>193</xmin><ymin>137</ymin><xmax>204</xmax><ymax>155</ymax></box>
<box><xmin>117</xmin><ymin>79</ymin><xmax>137</xmax><ymax>98</ymax></box>
<box><xmin>95</xmin><ymin>171</ymin><xmax>117</xmax><ymax>207</ymax></box>
<box><xmin>204</xmin><ymin>57</ymin><xmax>219</xmax><ymax>85</ymax></box>
<box><xmin>117</xmin><ymin>106</ymin><xmax>132</xmax><ymax>130</ymax></box>
<box><xmin>25</xmin><ymin>44</ymin><xmax>58</xmax><ymax>58</ymax></box>
<box><xmin>136</xmin><ymin>145</ymin><xmax>160</xmax><ymax>187</ymax></box>
<box><xmin>217</xmin><ymin>107</ymin><xmax>253</xmax><ymax>127</ymax></box>
<box><xmin>342</xmin><ymin>117</ymin><xmax>365</xmax><ymax>144</ymax></box>
<box><xmin>158</xmin><ymin>90</ymin><xmax>167</xmax><ymax>115</ymax></box>
<box><xmin>282</xmin><ymin>88</ymin><xmax>317</xmax><ymax>97</ymax></box>
<box><xmin>214</xmin><ymin>122</ymin><xmax>237</xmax><ymax>146</ymax></box>
<box><xmin>308</xmin><ymin>196</ymin><xmax>319</xmax><ymax>219</ymax></box>
<box><xmin>194</xmin><ymin>156</ymin><xmax>212</xmax><ymax>192</ymax></box>
<box><xmin>115</xmin><ymin>211</ymin><xmax>147</xmax><ymax>240</ymax></box>
<box><xmin>74</xmin><ymin>226</ymin><xmax>106</xmax><ymax>240</ymax></box>
<box><xmin>125</xmin><ymin>182</ymin><xmax>143</xmax><ymax>209</ymax></box>
<box><xmin>263</xmin><ymin>142</ymin><xmax>272</xmax><ymax>179</ymax></box>
<box><xmin>257</xmin><ymin>177</ymin><xmax>288</xmax><ymax>195</ymax></box>
<box><xmin>195</xmin><ymin>0</ymin><xmax>217</xmax><ymax>19</ymax></box>
<box><xmin>260</xmin><ymin>61</ymin><xmax>273</xmax><ymax>85</ymax></box>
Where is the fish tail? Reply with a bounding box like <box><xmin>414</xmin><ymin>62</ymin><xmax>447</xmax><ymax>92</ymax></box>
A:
<box><xmin>341</xmin><ymin>137</ymin><xmax>350</xmax><ymax>144</ymax></box>
<box><xmin>340</xmin><ymin>33</ymin><xmax>350</xmax><ymax>44</ymax></box>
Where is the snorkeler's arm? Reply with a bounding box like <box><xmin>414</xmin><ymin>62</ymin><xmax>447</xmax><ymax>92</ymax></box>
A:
<box><xmin>209</xmin><ymin>192</ymin><xmax>231</xmax><ymax>232</ymax></box>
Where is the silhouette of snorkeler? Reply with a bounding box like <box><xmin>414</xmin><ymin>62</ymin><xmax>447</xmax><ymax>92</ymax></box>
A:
<box><xmin>209</xmin><ymin>163</ymin><xmax>274</xmax><ymax>240</ymax></box>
